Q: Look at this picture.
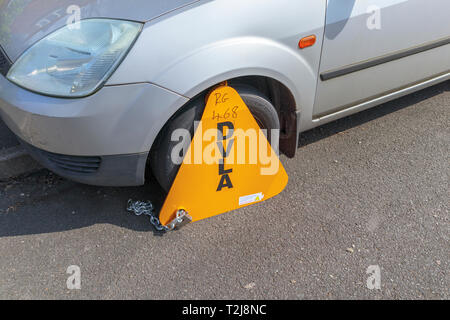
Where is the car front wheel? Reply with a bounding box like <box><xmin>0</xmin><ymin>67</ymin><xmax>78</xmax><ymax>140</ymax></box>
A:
<box><xmin>150</xmin><ymin>85</ymin><xmax>280</xmax><ymax>192</ymax></box>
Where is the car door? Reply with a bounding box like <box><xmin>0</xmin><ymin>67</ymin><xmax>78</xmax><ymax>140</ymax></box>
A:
<box><xmin>313</xmin><ymin>0</ymin><xmax>450</xmax><ymax>118</ymax></box>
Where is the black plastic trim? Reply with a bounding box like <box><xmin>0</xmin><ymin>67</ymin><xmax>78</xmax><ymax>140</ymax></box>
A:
<box><xmin>19</xmin><ymin>140</ymin><xmax>148</xmax><ymax>187</ymax></box>
<box><xmin>0</xmin><ymin>45</ymin><xmax>12</xmax><ymax>77</ymax></box>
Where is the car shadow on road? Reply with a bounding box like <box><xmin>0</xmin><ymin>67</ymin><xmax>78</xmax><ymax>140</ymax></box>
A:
<box><xmin>0</xmin><ymin>170</ymin><xmax>169</xmax><ymax>237</ymax></box>
<box><xmin>298</xmin><ymin>80</ymin><xmax>449</xmax><ymax>148</ymax></box>
<box><xmin>0</xmin><ymin>81</ymin><xmax>448</xmax><ymax>238</ymax></box>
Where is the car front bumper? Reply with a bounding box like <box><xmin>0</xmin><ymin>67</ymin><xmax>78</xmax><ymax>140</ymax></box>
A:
<box><xmin>0</xmin><ymin>75</ymin><xmax>189</xmax><ymax>186</ymax></box>
<box><xmin>19</xmin><ymin>139</ymin><xmax>149</xmax><ymax>186</ymax></box>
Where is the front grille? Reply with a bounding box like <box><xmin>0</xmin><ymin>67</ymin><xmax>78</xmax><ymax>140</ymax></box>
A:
<box><xmin>0</xmin><ymin>46</ymin><xmax>12</xmax><ymax>77</ymax></box>
<box><xmin>45</xmin><ymin>152</ymin><xmax>102</xmax><ymax>174</ymax></box>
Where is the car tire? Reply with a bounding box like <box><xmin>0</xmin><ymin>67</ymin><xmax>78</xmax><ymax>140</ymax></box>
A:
<box><xmin>150</xmin><ymin>85</ymin><xmax>280</xmax><ymax>192</ymax></box>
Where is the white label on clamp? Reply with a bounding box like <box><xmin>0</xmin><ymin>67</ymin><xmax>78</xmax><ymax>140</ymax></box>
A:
<box><xmin>239</xmin><ymin>193</ymin><xmax>265</xmax><ymax>206</ymax></box>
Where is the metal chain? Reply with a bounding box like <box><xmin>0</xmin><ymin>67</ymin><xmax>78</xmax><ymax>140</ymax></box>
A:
<box><xmin>127</xmin><ymin>199</ymin><xmax>193</xmax><ymax>232</ymax></box>
<box><xmin>127</xmin><ymin>199</ymin><xmax>169</xmax><ymax>232</ymax></box>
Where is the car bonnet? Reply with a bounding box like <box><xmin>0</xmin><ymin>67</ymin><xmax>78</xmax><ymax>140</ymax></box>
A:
<box><xmin>0</xmin><ymin>0</ymin><xmax>202</xmax><ymax>62</ymax></box>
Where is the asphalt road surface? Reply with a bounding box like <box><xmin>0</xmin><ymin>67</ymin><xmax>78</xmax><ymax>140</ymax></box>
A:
<box><xmin>0</xmin><ymin>81</ymin><xmax>448</xmax><ymax>299</ymax></box>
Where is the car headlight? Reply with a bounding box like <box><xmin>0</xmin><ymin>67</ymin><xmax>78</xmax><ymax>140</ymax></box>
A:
<box><xmin>7</xmin><ymin>19</ymin><xmax>142</xmax><ymax>98</ymax></box>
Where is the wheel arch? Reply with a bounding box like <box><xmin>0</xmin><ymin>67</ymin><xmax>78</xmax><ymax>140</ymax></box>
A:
<box><xmin>148</xmin><ymin>74</ymin><xmax>298</xmax><ymax>185</ymax></box>
<box><xmin>138</xmin><ymin>39</ymin><xmax>321</xmax><ymax>174</ymax></box>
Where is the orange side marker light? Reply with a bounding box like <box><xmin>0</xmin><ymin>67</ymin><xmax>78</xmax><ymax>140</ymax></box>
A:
<box><xmin>299</xmin><ymin>35</ymin><xmax>316</xmax><ymax>49</ymax></box>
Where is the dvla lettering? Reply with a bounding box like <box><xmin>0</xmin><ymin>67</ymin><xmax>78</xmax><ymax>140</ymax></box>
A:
<box><xmin>182</xmin><ymin>305</ymin><xmax>217</xmax><ymax>318</ymax></box>
<box><xmin>217</xmin><ymin>121</ymin><xmax>234</xmax><ymax>192</ymax></box>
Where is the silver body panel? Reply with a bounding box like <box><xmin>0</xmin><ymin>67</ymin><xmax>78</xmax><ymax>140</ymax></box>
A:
<box><xmin>0</xmin><ymin>0</ymin><xmax>449</xmax><ymax>186</ymax></box>
<box><xmin>313</xmin><ymin>0</ymin><xmax>450</xmax><ymax>119</ymax></box>
<box><xmin>0</xmin><ymin>76</ymin><xmax>187</xmax><ymax>156</ymax></box>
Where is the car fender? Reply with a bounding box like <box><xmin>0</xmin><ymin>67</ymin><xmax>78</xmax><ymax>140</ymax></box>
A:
<box><xmin>152</xmin><ymin>36</ymin><xmax>316</xmax><ymax>110</ymax></box>
<box><xmin>113</xmin><ymin>37</ymin><xmax>321</xmax><ymax>154</ymax></box>
<box><xmin>106</xmin><ymin>0</ymin><xmax>326</xmax><ymax>152</ymax></box>
<box><xmin>109</xmin><ymin>36</ymin><xmax>322</xmax><ymax>149</ymax></box>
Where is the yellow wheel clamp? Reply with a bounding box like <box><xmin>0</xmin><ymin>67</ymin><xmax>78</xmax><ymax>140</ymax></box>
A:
<box><xmin>131</xmin><ymin>85</ymin><xmax>289</xmax><ymax>231</ymax></box>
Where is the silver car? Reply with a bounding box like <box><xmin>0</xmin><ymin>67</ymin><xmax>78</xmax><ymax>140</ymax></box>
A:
<box><xmin>0</xmin><ymin>0</ymin><xmax>449</xmax><ymax>190</ymax></box>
